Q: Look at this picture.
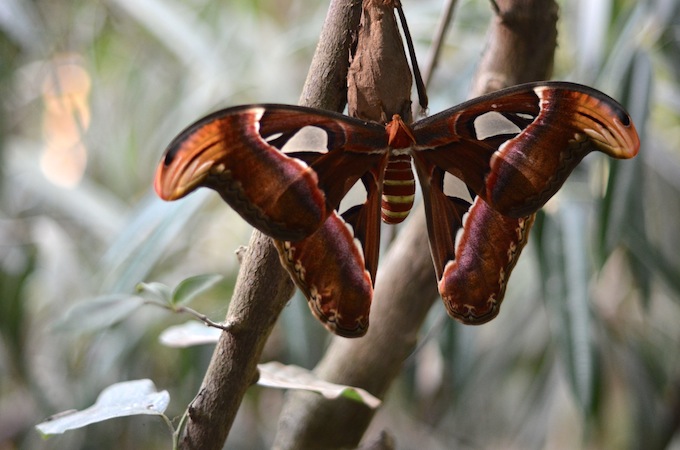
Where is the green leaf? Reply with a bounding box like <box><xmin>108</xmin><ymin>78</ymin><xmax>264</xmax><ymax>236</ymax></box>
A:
<box><xmin>35</xmin><ymin>379</ymin><xmax>170</xmax><ymax>436</ymax></box>
<box><xmin>136</xmin><ymin>281</ymin><xmax>172</xmax><ymax>304</ymax></box>
<box><xmin>53</xmin><ymin>294</ymin><xmax>145</xmax><ymax>333</ymax></box>
<box><xmin>626</xmin><ymin>227</ymin><xmax>680</xmax><ymax>300</ymax></box>
<box><xmin>0</xmin><ymin>244</ymin><xmax>36</xmax><ymax>376</ymax></box>
<box><xmin>257</xmin><ymin>362</ymin><xmax>381</xmax><ymax>408</ymax></box>
<box><xmin>171</xmin><ymin>274</ymin><xmax>223</xmax><ymax>306</ymax></box>
<box><xmin>538</xmin><ymin>199</ymin><xmax>599</xmax><ymax>416</ymax></box>
<box><xmin>158</xmin><ymin>321</ymin><xmax>221</xmax><ymax>347</ymax></box>
<box><xmin>100</xmin><ymin>191</ymin><xmax>211</xmax><ymax>294</ymax></box>
<box><xmin>558</xmin><ymin>201</ymin><xmax>596</xmax><ymax>414</ymax></box>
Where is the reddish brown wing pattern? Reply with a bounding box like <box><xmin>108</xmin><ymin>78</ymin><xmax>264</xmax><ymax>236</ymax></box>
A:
<box><xmin>275</xmin><ymin>145</ymin><xmax>388</xmax><ymax>337</ymax></box>
<box><xmin>155</xmin><ymin>104</ymin><xmax>388</xmax><ymax>337</ymax></box>
<box><xmin>274</xmin><ymin>212</ymin><xmax>374</xmax><ymax>338</ymax></box>
<box><xmin>155</xmin><ymin>107</ymin><xmax>324</xmax><ymax>241</ymax></box>
<box><xmin>155</xmin><ymin>105</ymin><xmax>387</xmax><ymax>242</ymax></box>
<box><xmin>412</xmin><ymin>82</ymin><xmax>639</xmax><ymax>217</ymax></box>
<box><xmin>155</xmin><ymin>81</ymin><xmax>640</xmax><ymax>335</ymax></box>
<box><xmin>438</xmin><ymin>201</ymin><xmax>535</xmax><ymax>324</ymax></box>
<box><xmin>411</xmin><ymin>81</ymin><xmax>639</xmax><ymax>324</ymax></box>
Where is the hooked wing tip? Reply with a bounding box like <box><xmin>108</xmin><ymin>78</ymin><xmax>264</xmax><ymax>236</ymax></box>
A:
<box><xmin>153</xmin><ymin>149</ymin><xmax>204</xmax><ymax>201</ymax></box>
<box><xmin>153</xmin><ymin>167</ymin><xmax>176</xmax><ymax>201</ymax></box>
<box><xmin>163</xmin><ymin>143</ymin><xmax>181</xmax><ymax>167</ymax></box>
<box><xmin>619</xmin><ymin>117</ymin><xmax>641</xmax><ymax>158</ymax></box>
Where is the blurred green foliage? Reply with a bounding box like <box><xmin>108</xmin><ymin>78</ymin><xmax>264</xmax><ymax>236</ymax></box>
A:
<box><xmin>1</xmin><ymin>0</ymin><xmax>679</xmax><ymax>448</ymax></box>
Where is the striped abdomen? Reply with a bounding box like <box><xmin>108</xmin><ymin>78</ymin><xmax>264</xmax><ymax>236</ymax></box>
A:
<box><xmin>381</xmin><ymin>154</ymin><xmax>415</xmax><ymax>224</ymax></box>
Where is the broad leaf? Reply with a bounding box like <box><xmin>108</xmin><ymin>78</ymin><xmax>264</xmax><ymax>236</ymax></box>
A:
<box><xmin>36</xmin><ymin>379</ymin><xmax>170</xmax><ymax>436</ymax></box>
<box><xmin>159</xmin><ymin>321</ymin><xmax>221</xmax><ymax>347</ymax></box>
<box><xmin>257</xmin><ymin>361</ymin><xmax>381</xmax><ymax>408</ymax></box>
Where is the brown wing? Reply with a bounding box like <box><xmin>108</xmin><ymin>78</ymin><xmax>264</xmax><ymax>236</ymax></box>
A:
<box><xmin>155</xmin><ymin>104</ymin><xmax>388</xmax><ymax>241</ymax></box>
<box><xmin>412</xmin><ymin>81</ymin><xmax>639</xmax><ymax>323</ymax></box>
<box><xmin>155</xmin><ymin>104</ymin><xmax>389</xmax><ymax>337</ymax></box>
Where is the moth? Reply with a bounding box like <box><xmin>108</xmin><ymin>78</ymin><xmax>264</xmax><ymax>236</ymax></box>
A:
<box><xmin>155</xmin><ymin>81</ymin><xmax>639</xmax><ymax>337</ymax></box>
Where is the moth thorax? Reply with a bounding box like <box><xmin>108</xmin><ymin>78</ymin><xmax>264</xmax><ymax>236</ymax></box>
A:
<box><xmin>381</xmin><ymin>154</ymin><xmax>415</xmax><ymax>224</ymax></box>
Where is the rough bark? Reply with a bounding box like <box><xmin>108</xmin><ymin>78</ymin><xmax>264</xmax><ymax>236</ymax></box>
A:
<box><xmin>177</xmin><ymin>1</ymin><xmax>362</xmax><ymax>449</ymax></box>
<box><xmin>273</xmin><ymin>0</ymin><xmax>558</xmax><ymax>448</ymax></box>
<box><xmin>179</xmin><ymin>231</ymin><xmax>293</xmax><ymax>450</ymax></box>
<box><xmin>299</xmin><ymin>0</ymin><xmax>363</xmax><ymax>111</ymax></box>
<box><xmin>471</xmin><ymin>0</ymin><xmax>558</xmax><ymax>94</ymax></box>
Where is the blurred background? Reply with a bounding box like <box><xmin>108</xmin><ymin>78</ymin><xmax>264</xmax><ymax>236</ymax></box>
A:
<box><xmin>1</xmin><ymin>0</ymin><xmax>679</xmax><ymax>448</ymax></box>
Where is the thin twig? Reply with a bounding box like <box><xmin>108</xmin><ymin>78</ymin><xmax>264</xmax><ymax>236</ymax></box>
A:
<box><xmin>421</xmin><ymin>0</ymin><xmax>458</xmax><ymax>89</ymax></box>
<box><xmin>175</xmin><ymin>306</ymin><xmax>233</xmax><ymax>331</ymax></box>
<box><xmin>144</xmin><ymin>299</ymin><xmax>234</xmax><ymax>331</ymax></box>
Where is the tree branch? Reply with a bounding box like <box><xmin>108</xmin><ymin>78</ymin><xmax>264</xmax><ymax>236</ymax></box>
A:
<box><xmin>470</xmin><ymin>0</ymin><xmax>558</xmax><ymax>94</ymax></box>
<box><xmin>273</xmin><ymin>0</ymin><xmax>558</xmax><ymax>448</ymax></box>
<box><xmin>177</xmin><ymin>1</ymin><xmax>362</xmax><ymax>448</ymax></box>
<box><xmin>299</xmin><ymin>0</ymin><xmax>363</xmax><ymax>111</ymax></box>
<box><xmin>179</xmin><ymin>232</ymin><xmax>293</xmax><ymax>450</ymax></box>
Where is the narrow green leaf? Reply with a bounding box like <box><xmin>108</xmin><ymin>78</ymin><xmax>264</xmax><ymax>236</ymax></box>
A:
<box><xmin>559</xmin><ymin>201</ymin><xmax>596</xmax><ymax>414</ymax></box>
<box><xmin>100</xmin><ymin>190</ymin><xmax>210</xmax><ymax>294</ymax></box>
<box><xmin>136</xmin><ymin>281</ymin><xmax>172</xmax><ymax>304</ymax></box>
<box><xmin>598</xmin><ymin>47</ymin><xmax>652</xmax><ymax>265</ymax></box>
<box><xmin>625</xmin><ymin>227</ymin><xmax>680</xmax><ymax>299</ymax></box>
<box><xmin>53</xmin><ymin>294</ymin><xmax>145</xmax><ymax>333</ymax></box>
<box><xmin>172</xmin><ymin>274</ymin><xmax>223</xmax><ymax>306</ymax></box>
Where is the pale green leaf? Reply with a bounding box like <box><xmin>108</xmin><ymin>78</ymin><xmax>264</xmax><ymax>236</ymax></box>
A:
<box><xmin>257</xmin><ymin>362</ymin><xmax>381</xmax><ymax>409</ymax></box>
<box><xmin>136</xmin><ymin>281</ymin><xmax>172</xmax><ymax>304</ymax></box>
<box><xmin>36</xmin><ymin>379</ymin><xmax>169</xmax><ymax>436</ymax></box>
<box><xmin>172</xmin><ymin>274</ymin><xmax>223</xmax><ymax>306</ymax></box>
<box><xmin>53</xmin><ymin>294</ymin><xmax>145</xmax><ymax>333</ymax></box>
<box><xmin>159</xmin><ymin>321</ymin><xmax>221</xmax><ymax>347</ymax></box>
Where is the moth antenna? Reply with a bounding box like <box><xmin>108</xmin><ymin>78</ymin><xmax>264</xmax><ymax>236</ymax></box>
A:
<box><xmin>489</xmin><ymin>0</ymin><xmax>501</xmax><ymax>15</ymax></box>
<box><xmin>395</xmin><ymin>1</ymin><xmax>428</xmax><ymax>112</ymax></box>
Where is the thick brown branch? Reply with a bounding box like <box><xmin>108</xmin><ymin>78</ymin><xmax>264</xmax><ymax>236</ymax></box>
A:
<box><xmin>471</xmin><ymin>0</ymin><xmax>558</xmax><ymax>93</ymax></box>
<box><xmin>177</xmin><ymin>1</ymin><xmax>362</xmax><ymax>449</ymax></box>
<box><xmin>273</xmin><ymin>0</ymin><xmax>558</xmax><ymax>448</ymax></box>
<box><xmin>299</xmin><ymin>0</ymin><xmax>363</xmax><ymax>111</ymax></box>
<box><xmin>180</xmin><ymin>232</ymin><xmax>293</xmax><ymax>450</ymax></box>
